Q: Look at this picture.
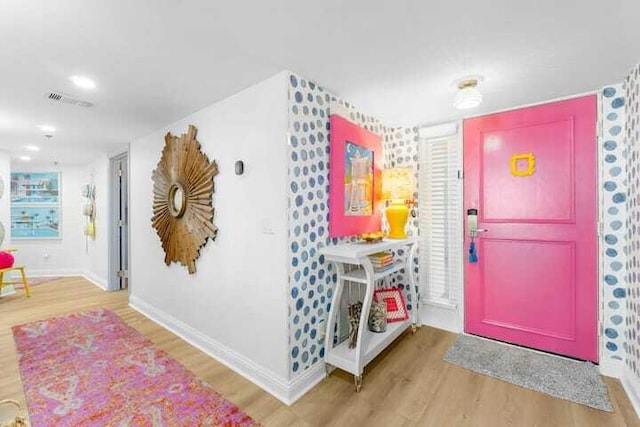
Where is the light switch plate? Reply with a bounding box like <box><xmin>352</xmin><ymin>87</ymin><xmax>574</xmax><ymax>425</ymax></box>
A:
<box><xmin>261</xmin><ymin>219</ymin><xmax>275</xmax><ymax>235</ymax></box>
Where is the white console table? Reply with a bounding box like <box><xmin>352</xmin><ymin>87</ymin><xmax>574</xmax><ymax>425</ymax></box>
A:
<box><xmin>320</xmin><ymin>238</ymin><xmax>419</xmax><ymax>391</ymax></box>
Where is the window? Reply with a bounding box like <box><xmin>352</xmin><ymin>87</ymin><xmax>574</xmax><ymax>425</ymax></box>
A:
<box><xmin>418</xmin><ymin>125</ymin><xmax>462</xmax><ymax>308</ymax></box>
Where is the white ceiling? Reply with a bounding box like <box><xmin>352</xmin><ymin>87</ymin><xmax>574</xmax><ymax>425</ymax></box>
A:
<box><xmin>1</xmin><ymin>0</ymin><xmax>638</xmax><ymax>164</ymax></box>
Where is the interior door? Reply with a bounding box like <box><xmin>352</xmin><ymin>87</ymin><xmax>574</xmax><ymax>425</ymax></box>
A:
<box><xmin>109</xmin><ymin>153</ymin><xmax>129</xmax><ymax>291</ymax></box>
<box><xmin>463</xmin><ymin>96</ymin><xmax>598</xmax><ymax>361</ymax></box>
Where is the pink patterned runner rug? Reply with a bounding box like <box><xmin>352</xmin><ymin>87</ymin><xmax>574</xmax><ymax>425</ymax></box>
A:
<box><xmin>12</xmin><ymin>308</ymin><xmax>259</xmax><ymax>426</ymax></box>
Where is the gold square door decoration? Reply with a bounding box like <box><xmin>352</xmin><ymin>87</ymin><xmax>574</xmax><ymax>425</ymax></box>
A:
<box><xmin>510</xmin><ymin>153</ymin><xmax>535</xmax><ymax>177</ymax></box>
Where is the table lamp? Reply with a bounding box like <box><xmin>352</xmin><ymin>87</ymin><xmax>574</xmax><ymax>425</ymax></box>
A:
<box><xmin>381</xmin><ymin>168</ymin><xmax>415</xmax><ymax>239</ymax></box>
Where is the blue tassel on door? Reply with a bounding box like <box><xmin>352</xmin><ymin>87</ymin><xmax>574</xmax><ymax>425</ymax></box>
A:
<box><xmin>469</xmin><ymin>240</ymin><xmax>478</xmax><ymax>263</ymax></box>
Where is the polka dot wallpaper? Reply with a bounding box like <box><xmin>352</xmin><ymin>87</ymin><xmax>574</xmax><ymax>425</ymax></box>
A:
<box><xmin>601</xmin><ymin>84</ymin><xmax>627</xmax><ymax>363</ymax></box>
<box><xmin>380</xmin><ymin>126</ymin><xmax>421</xmax><ymax>306</ymax></box>
<box><xmin>287</xmin><ymin>73</ymin><xmax>419</xmax><ymax>376</ymax></box>
<box><xmin>624</xmin><ymin>65</ymin><xmax>640</xmax><ymax>381</ymax></box>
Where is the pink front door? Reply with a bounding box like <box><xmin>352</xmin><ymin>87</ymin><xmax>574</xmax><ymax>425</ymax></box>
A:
<box><xmin>463</xmin><ymin>96</ymin><xmax>598</xmax><ymax>362</ymax></box>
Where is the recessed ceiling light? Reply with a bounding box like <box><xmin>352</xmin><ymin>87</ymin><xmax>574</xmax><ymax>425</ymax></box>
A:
<box><xmin>38</xmin><ymin>125</ymin><xmax>56</xmax><ymax>133</ymax></box>
<box><xmin>25</xmin><ymin>145</ymin><xmax>40</xmax><ymax>152</ymax></box>
<box><xmin>69</xmin><ymin>75</ymin><xmax>96</xmax><ymax>90</ymax></box>
<box><xmin>18</xmin><ymin>155</ymin><xmax>31</xmax><ymax>162</ymax></box>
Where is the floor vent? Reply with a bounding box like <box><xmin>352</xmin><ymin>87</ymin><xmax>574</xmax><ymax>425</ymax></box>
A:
<box><xmin>44</xmin><ymin>91</ymin><xmax>94</xmax><ymax>108</ymax></box>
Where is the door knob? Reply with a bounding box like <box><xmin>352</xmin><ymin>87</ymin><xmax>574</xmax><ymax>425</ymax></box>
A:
<box><xmin>470</xmin><ymin>228</ymin><xmax>488</xmax><ymax>238</ymax></box>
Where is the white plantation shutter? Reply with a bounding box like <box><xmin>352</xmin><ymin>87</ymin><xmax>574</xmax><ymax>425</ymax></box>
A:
<box><xmin>418</xmin><ymin>127</ymin><xmax>462</xmax><ymax>307</ymax></box>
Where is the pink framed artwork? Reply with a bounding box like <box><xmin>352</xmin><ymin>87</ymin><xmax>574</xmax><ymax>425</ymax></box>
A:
<box><xmin>329</xmin><ymin>114</ymin><xmax>382</xmax><ymax>237</ymax></box>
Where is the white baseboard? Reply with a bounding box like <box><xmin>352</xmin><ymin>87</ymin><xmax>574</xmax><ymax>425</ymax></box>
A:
<box><xmin>621</xmin><ymin>368</ymin><xmax>640</xmax><ymax>418</ymax></box>
<box><xmin>81</xmin><ymin>272</ymin><xmax>108</xmax><ymax>290</ymax></box>
<box><xmin>599</xmin><ymin>358</ymin><xmax>623</xmax><ymax>378</ymax></box>
<box><xmin>25</xmin><ymin>269</ymin><xmax>83</xmax><ymax>277</ymax></box>
<box><xmin>420</xmin><ymin>300</ymin><xmax>461</xmax><ymax>333</ymax></box>
<box><xmin>7</xmin><ymin>269</ymin><xmax>107</xmax><ymax>292</ymax></box>
<box><xmin>129</xmin><ymin>295</ymin><xmax>324</xmax><ymax>405</ymax></box>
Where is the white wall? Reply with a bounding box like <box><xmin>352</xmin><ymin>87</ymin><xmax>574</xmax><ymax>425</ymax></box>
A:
<box><xmin>10</xmin><ymin>164</ymin><xmax>87</xmax><ymax>276</ymax></box>
<box><xmin>0</xmin><ymin>152</ymin><xmax>10</xmax><ymax>248</ymax></box>
<box><xmin>128</xmin><ymin>72</ymin><xmax>292</xmax><ymax>400</ymax></box>
<box><xmin>83</xmin><ymin>155</ymin><xmax>110</xmax><ymax>288</ymax></box>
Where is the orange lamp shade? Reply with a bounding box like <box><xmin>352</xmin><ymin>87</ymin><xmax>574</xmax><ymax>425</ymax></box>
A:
<box><xmin>381</xmin><ymin>168</ymin><xmax>415</xmax><ymax>239</ymax></box>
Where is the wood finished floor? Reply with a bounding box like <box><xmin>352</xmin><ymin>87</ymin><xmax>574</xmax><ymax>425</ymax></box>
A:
<box><xmin>1</xmin><ymin>277</ymin><xmax>637</xmax><ymax>426</ymax></box>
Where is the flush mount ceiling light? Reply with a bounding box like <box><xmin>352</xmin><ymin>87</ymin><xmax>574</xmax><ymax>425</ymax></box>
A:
<box><xmin>69</xmin><ymin>75</ymin><xmax>96</xmax><ymax>90</ymax></box>
<box><xmin>25</xmin><ymin>145</ymin><xmax>40</xmax><ymax>152</ymax></box>
<box><xmin>453</xmin><ymin>76</ymin><xmax>484</xmax><ymax>110</ymax></box>
<box><xmin>18</xmin><ymin>155</ymin><xmax>31</xmax><ymax>162</ymax></box>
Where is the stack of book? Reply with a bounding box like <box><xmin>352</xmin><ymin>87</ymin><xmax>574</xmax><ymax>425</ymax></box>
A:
<box><xmin>369</xmin><ymin>252</ymin><xmax>395</xmax><ymax>271</ymax></box>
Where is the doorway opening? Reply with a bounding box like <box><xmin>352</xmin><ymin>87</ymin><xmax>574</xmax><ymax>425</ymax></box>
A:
<box><xmin>109</xmin><ymin>152</ymin><xmax>129</xmax><ymax>291</ymax></box>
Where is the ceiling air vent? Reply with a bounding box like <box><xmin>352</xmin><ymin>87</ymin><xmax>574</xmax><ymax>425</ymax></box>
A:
<box><xmin>44</xmin><ymin>91</ymin><xmax>94</xmax><ymax>108</ymax></box>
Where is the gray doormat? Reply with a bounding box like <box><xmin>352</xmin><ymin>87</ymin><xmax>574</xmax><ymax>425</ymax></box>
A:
<box><xmin>444</xmin><ymin>334</ymin><xmax>612</xmax><ymax>411</ymax></box>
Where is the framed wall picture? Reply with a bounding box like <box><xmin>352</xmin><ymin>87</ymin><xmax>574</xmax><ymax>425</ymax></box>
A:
<box><xmin>329</xmin><ymin>115</ymin><xmax>382</xmax><ymax>237</ymax></box>
<box><xmin>10</xmin><ymin>205</ymin><xmax>62</xmax><ymax>239</ymax></box>
<box><xmin>10</xmin><ymin>171</ymin><xmax>62</xmax><ymax>240</ymax></box>
<box><xmin>10</xmin><ymin>172</ymin><xmax>60</xmax><ymax>204</ymax></box>
<box><xmin>374</xmin><ymin>288</ymin><xmax>409</xmax><ymax>323</ymax></box>
<box><xmin>344</xmin><ymin>142</ymin><xmax>374</xmax><ymax>216</ymax></box>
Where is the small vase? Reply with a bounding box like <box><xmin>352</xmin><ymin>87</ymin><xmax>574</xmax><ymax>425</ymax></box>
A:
<box><xmin>368</xmin><ymin>301</ymin><xmax>387</xmax><ymax>333</ymax></box>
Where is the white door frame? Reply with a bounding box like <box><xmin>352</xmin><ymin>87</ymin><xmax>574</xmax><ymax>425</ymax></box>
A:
<box><xmin>108</xmin><ymin>150</ymin><xmax>130</xmax><ymax>292</ymax></box>
<box><xmin>417</xmin><ymin>90</ymin><xmax>617</xmax><ymax>377</ymax></box>
<box><xmin>417</xmin><ymin>122</ymin><xmax>465</xmax><ymax>333</ymax></box>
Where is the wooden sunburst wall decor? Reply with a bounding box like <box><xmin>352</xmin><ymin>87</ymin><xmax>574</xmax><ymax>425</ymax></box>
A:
<box><xmin>151</xmin><ymin>125</ymin><xmax>218</xmax><ymax>274</ymax></box>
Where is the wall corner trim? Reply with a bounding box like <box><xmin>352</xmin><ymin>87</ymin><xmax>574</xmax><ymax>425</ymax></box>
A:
<box><xmin>82</xmin><ymin>272</ymin><xmax>108</xmax><ymax>290</ymax></box>
<box><xmin>286</xmin><ymin>363</ymin><xmax>326</xmax><ymax>405</ymax></box>
<box><xmin>621</xmin><ymin>370</ymin><xmax>640</xmax><ymax>418</ymax></box>
<box><xmin>599</xmin><ymin>358</ymin><xmax>623</xmax><ymax>378</ymax></box>
<box><xmin>129</xmin><ymin>295</ymin><xmax>323</xmax><ymax>405</ymax></box>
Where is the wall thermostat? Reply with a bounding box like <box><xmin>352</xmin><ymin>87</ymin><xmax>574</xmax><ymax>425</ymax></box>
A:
<box><xmin>235</xmin><ymin>160</ymin><xmax>244</xmax><ymax>175</ymax></box>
